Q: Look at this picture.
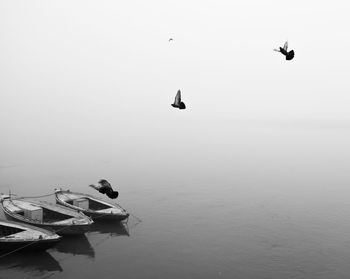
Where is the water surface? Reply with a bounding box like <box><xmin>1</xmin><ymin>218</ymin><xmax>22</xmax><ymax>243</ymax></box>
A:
<box><xmin>1</xmin><ymin>119</ymin><xmax>350</xmax><ymax>279</ymax></box>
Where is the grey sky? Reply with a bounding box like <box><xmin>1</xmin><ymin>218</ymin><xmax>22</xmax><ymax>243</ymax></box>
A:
<box><xmin>1</xmin><ymin>0</ymin><xmax>350</xmax><ymax>168</ymax></box>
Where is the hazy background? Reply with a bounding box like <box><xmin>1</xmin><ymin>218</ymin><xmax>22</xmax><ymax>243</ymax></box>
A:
<box><xmin>1</xmin><ymin>1</ymin><xmax>350</xmax><ymax>278</ymax></box>
<box><xmin>1</xmin><ymin>0</ymin><xmax>350</xmax><ymax>189</ymax></box>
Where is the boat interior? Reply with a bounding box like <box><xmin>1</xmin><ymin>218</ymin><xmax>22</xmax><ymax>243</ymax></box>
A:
<box><xmin>0</xmin><ymin>224</ymin><xmax>24</xmax><ymax>237</ymax></box>
<box><xmin>16</xmin><ymin>207</ymin><xmax>73</xmax><ymax>223</ymax></box>
<box><xmin>6</xmin><ymin>199</ymin><xmax>74</xmax><ymax>223</ymax></box>
<box><xmin>66</xmin><ymin>197</ymin><xmax>112</xmax><ymax>211</ymax></box>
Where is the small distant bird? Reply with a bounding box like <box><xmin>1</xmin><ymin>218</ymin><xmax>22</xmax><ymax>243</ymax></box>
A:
<box><xmin>171</xmin><ymin>90</ymin><xmax>186</xmax><ymax>109</ymax></box>
<box><xmin>169</xmin><ymin>38</ymin><xmax>174</xmax><ymax>42</ymax></box>
<box><xmin>274</xmin><ymin>41</ymin><xmax>295</xmax><ymax>60</ymax></box>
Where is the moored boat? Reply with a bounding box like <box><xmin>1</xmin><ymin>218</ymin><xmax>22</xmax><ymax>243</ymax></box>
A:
<box><xmin>55</xmin><ymin>189</ymin><xmax>129</xmax><ymax>221</ymax></box>
<box><xmin>0</xmin><ymin>220</ymin><xmax>61</xmax><ymax>253</ymax></box>
<box><xmin>0</xmin><ymin>195</ymin><xmax>94</xmax><ymax>235</ymax></box>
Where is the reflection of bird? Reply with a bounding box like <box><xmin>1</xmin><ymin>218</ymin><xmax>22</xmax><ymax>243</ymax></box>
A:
<box><xmin>169</xmin><ymin>38</ymin><xmax>173</xmax><ymax>42</ymax></box>
<box><xmin>171</xmin><ymin>90</ymin><xmax>186</xmax><ymax>110</ymax></box>
<box><xmin>274</xmin><ymin>41</ymin><xmax>295</xmax><ymax>60</ymax></box>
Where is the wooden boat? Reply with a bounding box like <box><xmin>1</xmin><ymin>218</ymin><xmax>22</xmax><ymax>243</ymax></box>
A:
<box><xmin>0</xmin><ymin>220</ymin><xmax>61</xmax><ymax>252</ymax></box>
<box><xmin>0</xmin><ymin>195</ymin><xmax>94</xmax><ymax>235</ymax></box>
<box><xmin>55</xmin><ymin>189</ymin><xmax>129</xmax><ymax>221</ymax></box>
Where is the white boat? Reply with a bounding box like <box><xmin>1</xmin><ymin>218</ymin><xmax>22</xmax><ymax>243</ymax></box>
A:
<box><xmin>0</xmin><ymin>195</ymin><xmax>94</xmax><ymax>235</ymax></box>
<box><xmin>55</xmin><ymin>189</ymin><xmax>129</xmax><ymax>221</ymax></box>
<box><xmin>0</xmin><ymin>220</ymin><xmax>61</xmax><ymax>252</ymax></box>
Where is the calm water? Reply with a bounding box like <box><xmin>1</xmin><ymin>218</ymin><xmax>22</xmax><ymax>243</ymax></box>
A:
<box><xmin>1</xmin><ymin>119</ymin><xmax>350</xmax><ymax>279</ymax></box>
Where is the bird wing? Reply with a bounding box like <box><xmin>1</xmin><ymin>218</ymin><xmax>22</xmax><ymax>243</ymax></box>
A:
<box><xmin>101</xmin><ymin>180</ymin><xmax>112</xmax><ymax>189</ymax></box>
<box><xmin>89</xmin><ymin>184</ymin><xmax>100</xmax><ymax>190</ymax></box>
<box><xmin>283</xmin><ymin>41</ymin><xmax>288</xmax><ymax>51</ymax></box>
<box><xmin>174</xmin><ymin>90</ymin><xmax>181</xmax><ymax>105</ymax></box>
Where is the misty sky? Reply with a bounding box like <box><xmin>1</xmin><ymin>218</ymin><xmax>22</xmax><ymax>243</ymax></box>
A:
<box><xmin>1</xmin><ymin>0</ymin><xmax>350</xmax><ymax>171</ymax></box>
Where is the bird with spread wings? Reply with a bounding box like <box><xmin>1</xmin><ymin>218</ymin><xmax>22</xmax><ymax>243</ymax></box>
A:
<box><xmin>274</xmin><ymin>41</ymin><xmax>295</xmax><ymax>60</ymax></box>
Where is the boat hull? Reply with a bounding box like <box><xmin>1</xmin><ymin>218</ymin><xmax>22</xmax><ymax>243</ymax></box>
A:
<box><xmin>0</xmin><ymin>238</ymin><xmax>59</xmax><ymax>252</ymax></box>
<box><xmin>83</xmin><ymin>211</ymin><xmax>129</xmax><ymax>222</ymax></box>
<box><xmin>3</xmin><ymin>215</ymin><xmax>91</xmax><ymax>235</ymax></box>
<box><xmin>0</xmin><ymin>220</ymin><xmax>61</xmax><ymax>253</ymax></box>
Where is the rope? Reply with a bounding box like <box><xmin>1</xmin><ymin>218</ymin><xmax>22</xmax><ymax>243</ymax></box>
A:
<box><xmin>0</xmin><ymin>239</ymin><xmax>49</xmax><ymax>259</ymax></box>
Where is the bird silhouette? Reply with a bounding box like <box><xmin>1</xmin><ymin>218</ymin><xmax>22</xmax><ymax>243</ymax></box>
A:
<box><xmin>89</xmin><ymin>179</ymin><xmax>119</xmax><ymax>199</ymax></box>
<box><xmin>169</xmin><ymin>38</ymin><xmax>173</xmax><ymax>42</ymax></box>
<box><xmin>274</xmin><ymin>41</ymin><xmax>295</xmax><ymax>60</ymax></box>
<box><xmin>171</xmin><ymin>90</ymin><xmax>186</xmax><ymax>109</ymax></box>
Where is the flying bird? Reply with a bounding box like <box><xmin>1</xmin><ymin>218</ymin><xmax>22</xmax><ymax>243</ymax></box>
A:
<box><xmin>169</xmin><ymin>38</ymin><xmax>174</xmax><ymax>42</ymax></box>
<box><xmin>89</xmin><ymin>179</ymin><xmax>119</xmax><ymax>199</ymax></box>
<box><xmin>274</xmin><ymin>41</ymin><xmax>295</xmax><ymax>60</ymax></box>
<box><xmin>171</xmin><ymin>90</ymin><xmax>186</xmax><ymax>110</ymax></box>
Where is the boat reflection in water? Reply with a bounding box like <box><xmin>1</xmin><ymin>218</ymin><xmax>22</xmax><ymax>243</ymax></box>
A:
<box><xmin>53</xmin><ymin>234</ymin><xmax>95</xmax><ymax>258</ymax></box>
<box><xmin>88</xmin><ymin>221</ymin><xmax>130</xmax><ymax>237</ymax></box>
<box><xmin>82</xmin><ymin>221</ymin><xmax>131</xmax><ymax>251</ymax></box>
<box><xmin>0</xmin><ymin>251</ymin><xmax>63</xmax><ymax>275</ymax></box>
<box><xmin>52</xmin><ymin>221</ymin><xmax>131</xmax><ymax>258</ymax></box>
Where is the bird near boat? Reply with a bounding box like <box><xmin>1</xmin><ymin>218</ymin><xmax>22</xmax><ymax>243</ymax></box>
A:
<box><xmin>89</xmin><ymin>179</ymin><xmax>119</xmax><ymax>199</ymax></box>
<box><xmin>274</xmin><ymin>41</ymin><xmax>295</xmax><ymax>60</ymax></box>
<box><xmin>171</xmin><ymin>90</ymin><xmax>186</xmax><ymax>110</ymax></box>
<box><xmin>55</xmin><ymin>189</ymin><xmax>129</xmax><ymax>221</ymax></box>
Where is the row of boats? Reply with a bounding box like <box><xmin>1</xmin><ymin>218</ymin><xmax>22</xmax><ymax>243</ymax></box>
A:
<box><xmin>0</xmin><ymin>188</ymin><xmax>129</xmax><ymax>254</ymax></box>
